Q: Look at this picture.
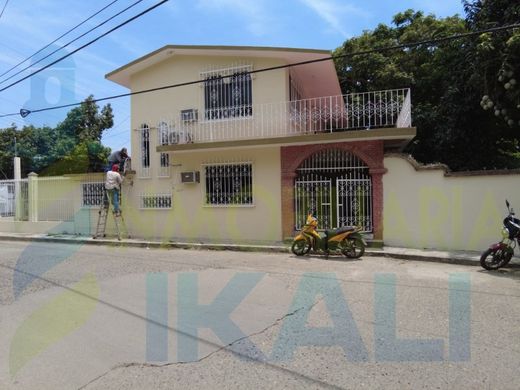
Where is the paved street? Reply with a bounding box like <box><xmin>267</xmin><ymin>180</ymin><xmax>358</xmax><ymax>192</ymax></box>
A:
<box><xmin>0</xmin><ymin>239</ymin><xmax>519</xmax><ymax>389</ymax></box>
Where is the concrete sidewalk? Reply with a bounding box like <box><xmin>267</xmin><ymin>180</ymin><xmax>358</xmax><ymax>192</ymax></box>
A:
<box><xmin>0</xmin><ymin>232</ymin><xmax>519</xmax><ymax>268</ymax></box>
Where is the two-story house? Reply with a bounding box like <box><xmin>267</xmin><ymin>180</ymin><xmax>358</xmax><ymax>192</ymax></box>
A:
<box><xmin>105</xmin><ymin>45</ymin><xmax>415</xmax><ymax>244</ymax></box>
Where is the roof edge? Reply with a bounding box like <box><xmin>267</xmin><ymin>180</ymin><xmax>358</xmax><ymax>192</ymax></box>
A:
<box><xmin>105</xmin><ymin>44</ymin><xmax>332</xmax><ymax>81</ymax></box>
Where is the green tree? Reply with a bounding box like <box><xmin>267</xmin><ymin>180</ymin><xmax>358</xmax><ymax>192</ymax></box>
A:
<box><xmin>0</xmin><ymin>95</ymin><xmax>114</xmax><ymax>177</ymax></box>
<box><xmin>0</xmin><ymin>125</ymin><xmax>18</xmax><ymax>179</ymax></box>
<box><xmin>51</xmin><ymin>95</ymin><xmax>113</xmax><ymax>174</ymax></box>
<box><xmin>334</xmin><ymin>5</ymin><xmax>520</xmax><ymax>170</ymax></box>
<box><xmin>0</xmin><ymin>124</ymin><xmax>55</xmax><ymax>178</ymax></box>
<box><xmin>464</xmin><ymin>0</ymin><xmax>520</xmax><ymax>131</ymax></box>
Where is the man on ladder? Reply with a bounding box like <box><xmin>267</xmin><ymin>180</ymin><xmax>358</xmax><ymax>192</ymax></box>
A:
<box><xmin>107</xmin><ymin>148</ymin><xmax>130</xmax><ymax>175</ymax></box>
<box><xmin>106</xmin><ymin>164</ymin><xmax>123</xmax><ymax>216</ymax></box>
<box><xmin>94</xmin><ymin>164</ymin><xmax>127</xmax><ymax>240</ymax></box>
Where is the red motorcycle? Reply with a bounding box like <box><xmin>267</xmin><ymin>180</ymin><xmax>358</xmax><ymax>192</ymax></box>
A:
<box><xmin>480</xmin><ymin>200</ymin><xmax>520</xmax><ymax>270</ymax></box>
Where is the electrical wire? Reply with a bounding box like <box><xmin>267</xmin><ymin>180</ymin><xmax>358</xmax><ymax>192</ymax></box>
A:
<box><xmin>0</xmin><ymin>22</ymin><xmax>518</xmax><ymax>119</ymax></box>
<box><xmin>0</xmin><ymin>0</ymin><xmax>9</xmax><ymax>20</ymax></box>
<box><xmin>0</xmin><ymin>0</ymin><xmax>145</xmax><ymax>86</ymax></box>
<box><xmin>102</xmin><ymin>115</ymin><xmax>131</xmax><ymax>140</ymax></box>
<box><xmin>0</xmin><ymin>0</ymin><xmax>147</xmax><ymax>87</ymax></box>
<box><xmin>0</xmin><ymin>0</ymin><xmax>121</xmax><ymax>80</ymax></box>
<box><xmin>0</xmin><ymin>0</ymin><xmax>168</xmax><ymax>94</ymax></box>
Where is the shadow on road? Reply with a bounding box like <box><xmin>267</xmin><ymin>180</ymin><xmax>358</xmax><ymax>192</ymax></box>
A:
<box><xmin>290</xmin><ymin>254</ymin><xmax>363</xmax><ymax>263</ymax></box>
<box><xmin>476</xmin><ymin>267</ymin><xmax>520</xmax><ymax>282</ymax></box>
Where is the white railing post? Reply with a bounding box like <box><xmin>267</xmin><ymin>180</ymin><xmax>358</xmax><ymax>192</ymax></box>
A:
<box><xmin>28</xmin><ymin>172</ymin><xmax>38</xmax><ymax>222</ymax></box>
<box><xmin>396</xmin><ymin>88</ymin><xmax>412</xmax><ymax>128</ymax></box>
<box><xmin>162</xmin><ymin>88</ymin><xmax>412</xmax><ymax>145</ymax></box>
<box><xmin>329</xmin><ymin>96</ymin><xmax>333</xmax><ymax>132</ymax></box>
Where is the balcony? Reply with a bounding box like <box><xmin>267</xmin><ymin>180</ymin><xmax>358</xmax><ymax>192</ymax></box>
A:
<box><xmin>156</xmin><ymin>88</ymin><xmax>413</xmax><ymax>151</ymax></box>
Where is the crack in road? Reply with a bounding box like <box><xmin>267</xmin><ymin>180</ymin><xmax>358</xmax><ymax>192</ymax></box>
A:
<box><xmin>78</xmin><ymin>297</ymin><xmax>331</xmax><ymax>390</ymax></box>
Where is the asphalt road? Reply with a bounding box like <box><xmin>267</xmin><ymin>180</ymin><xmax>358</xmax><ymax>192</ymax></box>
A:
<box><xmin>0</xmin><ymin>240</ymin><xmax>519</xmax><ymax>390</ymax></box>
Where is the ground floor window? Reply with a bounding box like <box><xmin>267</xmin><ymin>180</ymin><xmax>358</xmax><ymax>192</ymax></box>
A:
<box><xmin>81</xmin><ymin>182</ymin><xmax>105</xmax><ymax>207</ymax></box>
<box><xmin>139</xmin><ymin>193</ymin><xmax>172</xmax><ymax>209</ymax></box>
<box><xmin>204</xmin><ymin>163</ymin><xmax>253</xmax><ymax>206</ymax></box>
<box><xmin>159</xmin><ymin>153</ymin><xmax>170</xmax><ymax>177</ymax></box>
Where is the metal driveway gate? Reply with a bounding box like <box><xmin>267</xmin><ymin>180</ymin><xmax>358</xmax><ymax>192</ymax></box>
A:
<box><xmin>336</xmin><ymin>178</ymin><xmax>372</xmax><ymax>232</ymax></box>
<box><xmin>295</xmin><ymin>178</ymin><xmax>332</xmax><ymax>230</ymax></box>
<box><xmin>294</xmin><ymin>149</ymin><xmax>372</xmax><ymax>232</ymax></box>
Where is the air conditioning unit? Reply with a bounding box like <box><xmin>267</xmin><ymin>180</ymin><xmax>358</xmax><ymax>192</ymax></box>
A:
<box><xmin>181</xmin><ymin>109</ymin><xmax>198</xmax><ymax>123</ymax></box>
<box><xmin>181</xmin><ymin>171</ymin><xmax>200</xmax><ymax>183</ymax></box>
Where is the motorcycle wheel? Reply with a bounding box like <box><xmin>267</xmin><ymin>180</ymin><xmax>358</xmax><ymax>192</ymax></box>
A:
<box><xmin>480</xmin><ymin>248</ymin><xmax>510</xmax><ymax>270</ymax></box>
<box><xmin>291</xmin><ymin>239</ymin><xmax>311</xmax><ymax>256</ymax></box>
<box><xmin>501</xmin><ymin>247</ymin><xmax>514</xmax><ymax>266</ymax></box>
<box><xmin>341</xmin><ymin>237</ymin><xmax>365</xmax><ymax>259</ymax></box>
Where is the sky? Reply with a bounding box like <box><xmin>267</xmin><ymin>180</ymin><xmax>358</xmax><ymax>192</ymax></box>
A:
<box><xmin>0</xmin><ymin>0</ymin><xmax>465</xmax><ymax>154</ymax></box>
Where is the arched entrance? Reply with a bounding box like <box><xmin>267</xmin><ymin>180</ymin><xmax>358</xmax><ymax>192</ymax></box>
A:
<box><xmin>294</xmin><ymin>149</ymin><xmax>373</xmax><ymax>232</ymax></box>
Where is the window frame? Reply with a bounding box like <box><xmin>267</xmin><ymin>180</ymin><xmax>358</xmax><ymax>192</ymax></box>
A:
<box><xmin>158</xmin><ymin>152</ymin><xmax>170</xmax><ymax>178</ymax></box>
<box><xmin>139</xmin><ymin>193</ymin><xmax>173</xmax><ymax>210</ymax></box>
<box><xmin>201</xmin><ymin>65</ymin><xmax>253</xmax><ymax>122</ymax></box>
<box><xmin>139</xmin><ymin>123</ymin><xmax>151</xmax><ymax>178</ymax></box>
<box><xmin>81</xmin><ymin>182</ymin><xmax>105</xmax><ymax>208</ymax></box>
<box><xmin>203</xmin><ymin>162</ymin><xmax>254</xmax><ymax>207</ymax></box>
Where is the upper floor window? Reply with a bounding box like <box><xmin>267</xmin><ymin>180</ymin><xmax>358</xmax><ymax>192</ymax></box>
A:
<box><xmin>201</xmin><ymin>65</ymin><xmax>253</xmax><ymax>121</ymax></box>
<box><xmin>158</xmin><ymin>121</ymin><xmax>169</xmax><ymax>146</ymax></box>
<box><xmin>139</xmin><ymin>123</ymin><xmax>150</xmax><ymax>178</ymax></box>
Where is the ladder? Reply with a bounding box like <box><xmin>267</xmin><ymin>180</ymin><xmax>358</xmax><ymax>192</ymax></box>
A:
<box><xmin>93</xmin><ymin>188</ymin><xmax>128</xmax><ymax>240</ymax></box>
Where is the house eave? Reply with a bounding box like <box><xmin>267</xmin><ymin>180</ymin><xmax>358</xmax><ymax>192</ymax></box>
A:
<box><xmin>104</xmin><ymin>45</ymin><xmax>343</xmax><ymax>98</ymax></box>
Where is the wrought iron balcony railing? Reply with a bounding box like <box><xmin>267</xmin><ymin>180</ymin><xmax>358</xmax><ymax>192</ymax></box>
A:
<box><xmin>154</xmin><ymin>88</ymin><xmax>411</xmax><ymax>146</ymax></box>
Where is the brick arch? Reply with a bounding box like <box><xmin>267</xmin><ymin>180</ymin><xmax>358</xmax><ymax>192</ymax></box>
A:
<box><xmin>283</xmin><ymin>142</ymin><xmax>383</xmax><ymax>175</ymax></box>
<box><xmin>280</xmin><ymin>140</ymin><xmax>386</xmax><ymax>240</ymax></box>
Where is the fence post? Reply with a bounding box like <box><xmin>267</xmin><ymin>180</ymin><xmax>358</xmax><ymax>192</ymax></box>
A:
<box><xmin>28</xmin><ymin>172</ymin><xmax>38</xmax><ymax>222</ymax></box>
<box><xmin>14</xmin><ymin>157</ymin><xmax>22</xmax><ymax>221</ymax></box>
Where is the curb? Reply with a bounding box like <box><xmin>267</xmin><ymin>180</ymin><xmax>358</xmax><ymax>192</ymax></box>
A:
<box><xmin>1</xmin><ymin>234</ymin><xmax>519</xmax><ymax>268</ymax></box>
<box><xmin>0</xmin><ymin>234</ymin><xmax>292</xmax><ymax>253</ymax></box>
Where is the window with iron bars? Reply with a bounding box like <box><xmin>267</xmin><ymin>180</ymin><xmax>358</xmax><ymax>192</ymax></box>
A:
<box><xmin>202</xmin><ymin>65</ymin><xmax>252</xmax><ymax>121</ymax></box>
<box><xmin>140</xmin><ymin>124</ymin><xmax>150</xmax><ymax>177</ymax></box>
<box><xmin>140</xmin><ymin>193</ymin><xmax>172</xmax><ymax>209</ymax></box>
<box><xmin>158</xmin><ymin>153</ymin><xmax>170</xmax><ymax>177</ymax></box>
<box><xmin>204</xmin><ymin>163</ymin><xmax>253</xmax><ymax>206</ymax></box>
<box><xmin>81</xmin><ymin>182</ymin><xmax>105</xmax><ymax>207</ymax></box>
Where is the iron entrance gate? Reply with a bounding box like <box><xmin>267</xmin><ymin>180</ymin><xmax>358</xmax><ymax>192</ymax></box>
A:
<box><xmin>295</xmin><ymin>178</ymin><xmax>332</xmax><ymax>229</ymax></box>
<box><xmin>336</xmin><ymin>178</ymin><xmax>372</xmax><ymax>231</ymax></box>
<box><xmin>294</xmin><ymin>149</ymin><xmax>373</xmax><ymax>232</ymax></box>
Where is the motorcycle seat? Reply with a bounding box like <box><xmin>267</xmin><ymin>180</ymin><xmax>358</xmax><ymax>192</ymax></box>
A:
<box><xmin>326</xmin><ymin>226</ymin><xmax>356</xmax><ymax>236</ymax></box>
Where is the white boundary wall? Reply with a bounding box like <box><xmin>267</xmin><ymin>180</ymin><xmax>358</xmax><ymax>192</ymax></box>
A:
<box><xmin>383</xmin><ymin>155</ymin><xmax>520</xmax><ymax>252</ymax></box>
<box><xmin>0</xmin><ymin>173</ymin><xmax>105</xmax><ymax>237</ymax></box>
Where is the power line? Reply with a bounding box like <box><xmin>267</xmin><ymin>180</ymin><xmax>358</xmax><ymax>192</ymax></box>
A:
<box><xmin>0</xmin><ymin>0</ymin><xmax>145</xmax><ymax>86</ymax></box>
<box><xmin>0</xmin><ymin>0</ymin><xmax>120</xmax><ymax>79</ymax></box>
<box><xmin>0</xmin><ymin>0</ymin><xmax>168</xmax><ymax>94</ymax></box>
<box><xmin>103</xmin><ymin>115</ymin><xmax>131</xmax><ymax>140</ymax></box>
<box><xmin>0</xmin><ymin>0</ymin><xmax>9</xmax><ymax>20</ymax></box>
<box><xmin>1</xmin><ymin>22</ymin><xmax>519</xmax><ymax>119</ymax></box>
